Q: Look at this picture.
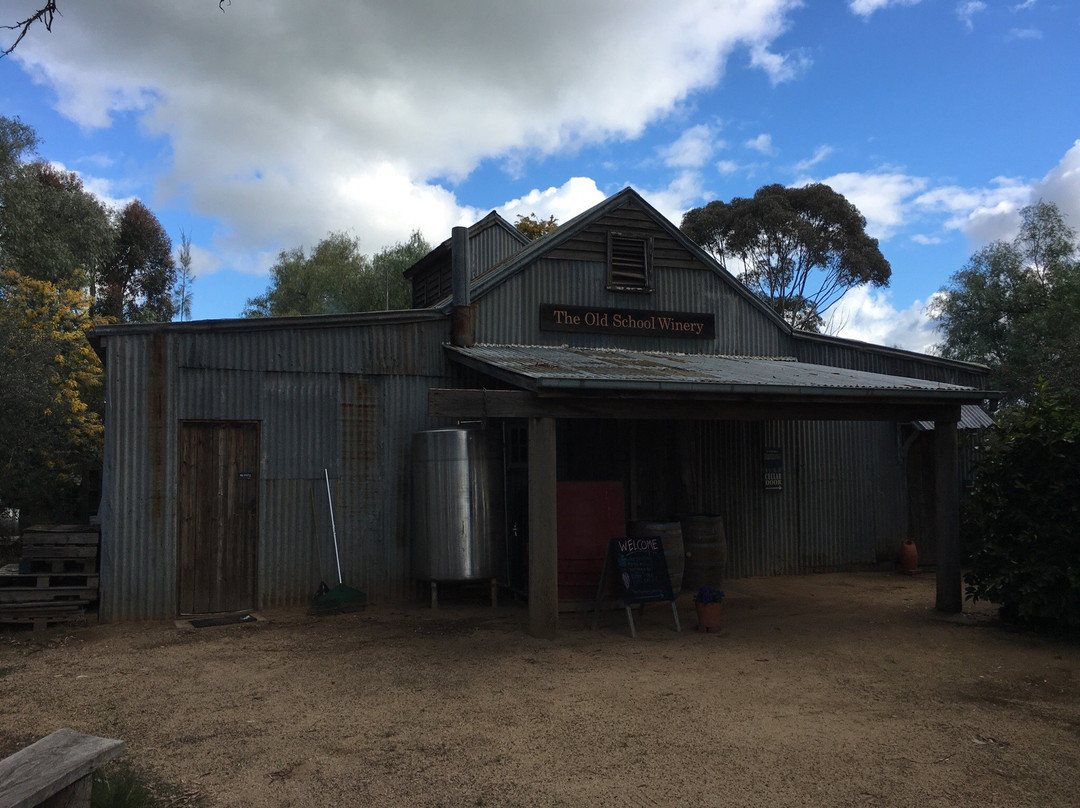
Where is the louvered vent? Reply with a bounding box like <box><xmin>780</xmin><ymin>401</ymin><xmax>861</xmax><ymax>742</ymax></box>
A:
<box><xmin>607</xmin><ymin>232</ymin><xmax>652</xmax><ymax>291</ymax></box>
<box><xmin>412</xmin><ymin>267</ymin><xmax>452</xmax><ymax>308</ymax></box>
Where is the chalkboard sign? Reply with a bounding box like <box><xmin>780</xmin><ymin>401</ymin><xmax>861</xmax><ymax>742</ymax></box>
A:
<box><xmin>609</xmin><ymin>535</ymin><xmax>674</xmax><ymax>604</ymax></box>
<box><xmin>592</xmin><ymin>535</ymin><xmax>681</xmax><ymax>637</ymax></box>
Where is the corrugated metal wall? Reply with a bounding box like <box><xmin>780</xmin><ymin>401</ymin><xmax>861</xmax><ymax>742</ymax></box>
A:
<box><xmin>474</xmin><ymin>258</ymin><xmax>787</xmax><ymax>356</ymax></box>
<box><xmin>470</xmin><ymin>222</ymin><xmax>525</xmax><ymax>280</ymax></box>
<box><xmin>98</xmin><ymin>315</ymin><xmax>451</xmax><ymax>621</ymax></box>
<box><xmin>680</xmin><ymin>419</ymin><xmax>906</xmax><ymax>578</ymax></box>
<box><xmin>793</xmin><ymin>334</ymin><xmax>987</xmax><ymax>387</ymax></box>
<box><xmin>99</xmin><ymin>333</ymin><xmax>176</xmax><ymax>622</ymax></box>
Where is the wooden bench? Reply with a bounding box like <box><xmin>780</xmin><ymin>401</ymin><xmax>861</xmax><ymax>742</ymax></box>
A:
<box><xmin>0</xmin><ymin>728</ymin><xmax>124</xmax><ymax>808</ymax></box>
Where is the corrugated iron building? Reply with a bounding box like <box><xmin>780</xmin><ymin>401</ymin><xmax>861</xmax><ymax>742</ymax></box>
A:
<box><xmin>94</xmin><ymin>312</ymin><xmax>450</xmax><ymax>620</ymax></box>
<box><xmin>92</xmin><ymin>188</ymin><xmax>991</xmax><ymax>624</ymax></box>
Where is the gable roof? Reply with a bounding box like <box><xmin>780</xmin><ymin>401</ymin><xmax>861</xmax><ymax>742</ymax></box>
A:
<box><xmin>466</xmin><ymin>187</ymin><xmax>794</xmax><ymax>333</ymax></box>
<box><xmin>447</xmin><ymin>187</ymin><xmax>990</xmax><ymax>386</ymax></box>
<box><xmin>402</xmin><ymin>209</ymin><xmax>527</xmax><ymax>281</ymax></box>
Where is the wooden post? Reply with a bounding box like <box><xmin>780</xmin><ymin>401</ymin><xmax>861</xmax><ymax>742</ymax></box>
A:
<box><xmin>528</xmin><ymin>416</ymin><xmax>558</xmax><ymax>639</ymax></box>
<box><xmin>934</xmin><ymin>417</ymin><xmax>962</xmax><ymax>613</ymax></box>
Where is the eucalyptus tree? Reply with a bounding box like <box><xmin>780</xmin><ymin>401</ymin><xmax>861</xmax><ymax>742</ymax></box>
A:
<box><xmin>681</xmin><ymin>183</ymin><xmax>891</xmax><ymax>331</ymax></box>
<box><xmin>96</xmin><ymin>199</ymin><xmax>177</xmax><ymax>323</ymax></box>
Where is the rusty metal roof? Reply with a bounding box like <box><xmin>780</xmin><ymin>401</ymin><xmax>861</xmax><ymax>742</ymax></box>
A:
<box><xmin>446</xmin><ymin>344</ymin><xmax>987</xmax><ymax>402</ymax></box>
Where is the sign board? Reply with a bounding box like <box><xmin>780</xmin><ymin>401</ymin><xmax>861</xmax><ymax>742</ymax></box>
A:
<box><xmin>593</xmin><ymin>536</ymin><xmax>681</xmax><ymax>637</ymax></box>
<box><xmin>539</xmin><ymin>304</ymin><xmax>715</xmax><ymax>340</ymax></box>
<box><xmin>764</xmin><ymin>447</ymin><xmax>783</xmax><ymax>491</ymax></box>
<box><xmin>609</xmin><ymin>536</ymin><xmax>674</xmax><ymax>604</ymax></box>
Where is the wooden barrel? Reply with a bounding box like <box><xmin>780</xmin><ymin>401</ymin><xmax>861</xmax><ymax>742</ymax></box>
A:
<box><xmin>681</xmin><ymin>514</ymin><xmax>727</xmax><ymax>591</ymax></box>
<box><xmin>630</xmin><ymin>521</ymin><xmax>684</xmax><ymax>594</ymax></box>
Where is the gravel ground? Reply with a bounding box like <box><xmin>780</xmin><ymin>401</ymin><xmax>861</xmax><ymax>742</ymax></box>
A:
<box><xmin>1</xmin><ymin>572</ymin><xmax>1078</xmax><ymax>808</ymax></box>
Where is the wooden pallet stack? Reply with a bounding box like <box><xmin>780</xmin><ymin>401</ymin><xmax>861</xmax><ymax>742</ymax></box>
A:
<box><xmin>0</xmin><ymin>525</ymin><xmax>100</xmax><ymax>631</ymax></box>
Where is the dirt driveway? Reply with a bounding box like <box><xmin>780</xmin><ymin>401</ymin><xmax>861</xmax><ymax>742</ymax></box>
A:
<box><xmin>1</xmin><ymin>572</ymin><xmax>1078</xmax><ymax>808</ymax></box>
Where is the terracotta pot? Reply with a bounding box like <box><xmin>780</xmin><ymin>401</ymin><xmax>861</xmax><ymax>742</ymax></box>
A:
<box><xmin>695</xmin><ymin>601</ymin><xmax>722</xmax><ymax>632</ymax></box>
<box><xmin>899</xmin><ymin>539</ymin><xmax>918</xmax><ymax>571</ymax></box>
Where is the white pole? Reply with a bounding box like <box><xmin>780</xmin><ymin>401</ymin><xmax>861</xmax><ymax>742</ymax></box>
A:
<box><xmin>324</xmin><ymin>469</ymin><xmax>343</xmax><ymax>585</ymax></box>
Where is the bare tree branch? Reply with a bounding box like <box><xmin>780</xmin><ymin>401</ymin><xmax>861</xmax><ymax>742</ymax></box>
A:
<box><xmin>2</xmin><ymin>1</ymin><xmax>59</xmax><ymax>59</ymax></box>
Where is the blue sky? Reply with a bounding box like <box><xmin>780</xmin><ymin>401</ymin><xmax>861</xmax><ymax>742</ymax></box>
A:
<box><xmin>2</xmin><ymin>0</ymin><xmax>1077</xmax><ymax>352</ymax></box>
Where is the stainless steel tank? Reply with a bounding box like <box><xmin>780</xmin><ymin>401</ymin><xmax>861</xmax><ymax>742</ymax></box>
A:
<box><xmin>411</xmin><ymin>428</ymin><xmax>500</xmax><ymax>581</ymax></box>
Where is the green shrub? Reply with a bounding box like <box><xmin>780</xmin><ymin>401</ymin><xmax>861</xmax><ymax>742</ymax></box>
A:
<box><xmin>964</xmin><ymin>384</ymin><xmax>1080</xmax><ymax>627</ymax></box>
<box><xmin>91</xmin><ymin>761</ymin><xmax>204</xmax><ymax>808</ymax></box>
<box><xmin>91</xmin><ymin>762</ymin><xmax>156</xmax><ymax>808</ymax></box>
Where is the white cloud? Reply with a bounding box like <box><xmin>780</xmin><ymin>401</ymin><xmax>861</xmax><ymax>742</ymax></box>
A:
<box><xmin>798</xmin><ymin>171</ymin><xmax>928</xmax><ymax>239</ymax></box>
<box><xmin>660</xmin><ymin>124</ymin><xmax>718</xmax><ymax>169</ymax></box>
<box><xmin>849</xmin><ymin>0</ymin><xmax>921</xmax><ymax>19</ymax></box>
<box><xmin>956</xmin><ymin>1</ymin><xmax>987</xmax><ymax>30</ymax></box>
<box><xmin>745</xmin><ymin>133</ymin><xmax>775</xmax><ymax>155</ymax></box>
<box><xmin>1031</xmin><ymin>140</ymin><xmax>1080</xmax><ymax>232</ymax></box>
<box><xmin>1007</xmin><ymin>27</ymin><xmax>1043</xmax><ymax>40</ymax></box>
<box><xmin>715</xmin><ymin>160</ymin><xmax>740</xmax><ymax>175</ymax></box>
<box><xmin>914</xmin><ymin>177</ymin><xmax>1032</xmax><ymax>244</ymax></box>
<box><xmin>11</xmin><ymin>0</ymin><xmax>804</xmax><ymax>277</ymax></box>
<box><xmin>639</xmin><ymin>171</ymin><xmax>710</xmax><ymax>223</ymax></box>
<box><xmin>748</xmin><ymin>44</ymin><xmax>813</xmax><ymax>85</ymax></box>
<box><xmin>827</xmin><ymin>286</ymin><xmax>939</xmax><ymax>354</ymax></box>
<box><xmin>1012</xmin><ymin>0</ymin><xmax>1037</xmax><ymax>10</ymax></box>
<box><xmin>497</xmin><ymin>177</ymin><xmax>607</xmax><ymax>226</ymax></box>
<box><xmin>184</xmin><ymin>243</ymin><xmax>221</xmax><ymax>279</ymax></box>
<box><xmin>780</xmin><ymin>141</ymin><xmax>1080</xmax><ymax>252</ymax></box>
<box><xmin>793</xmin><ymin>145</ymin><xmax>834</xmax><ymax>172</ymax></box>
<box><xmin>900</xmin><ymin>143</ymin><xmax>1080</xmax><ymax>248</ymax></box>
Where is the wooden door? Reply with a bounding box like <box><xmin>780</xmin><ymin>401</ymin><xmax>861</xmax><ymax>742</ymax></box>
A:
<box><xmin>177</xmin><ymin>422</ymin><xmax>259</xmax><ymax>614</ymax></box>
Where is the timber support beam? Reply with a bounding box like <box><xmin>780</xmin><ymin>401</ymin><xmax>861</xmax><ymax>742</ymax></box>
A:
<box><xmin>527</xmin><ymin>416</ymin><xmax>558</xmax><ymax>639</ymax></box>
<box><xmin>934</xmin><ymin>413</ymin><xmax>963</xmax><ymax>613</ymax></box>
<box><xmin>429</xmin><ymin>388</ymin><xmax>969</xmax><ymax>424</ymax></box>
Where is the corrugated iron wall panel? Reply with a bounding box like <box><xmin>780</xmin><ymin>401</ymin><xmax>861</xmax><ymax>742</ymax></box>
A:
<box><xmin>260</xmin><ymin>478</ymin><xmax>323</xmax><ymax>606</ymax></box>
<box><xmin>98</xmin><ymin>319</ymin><xmax>453</xmax><ymax>620</ymax></box>
<box><xmin>99</xmin><ymin>334</ymin><xmax>178</xmax><ymax>621</ymax></box>
<box><xmin>682</xmin><ymin>420</ymin><xmax>782</xmax><ymax>578</ymax></box>
<box><xmin>470</xmin><ymin>226</ymin><xmax>524</xmax><ymax>279</ymax></box>
<box><xmin>795</xmin><ymin>336</ymin><xmax>987</xmax><ymax>387</ymax></box>
<box><xmin>475</xmin><ymin>259</ymin><xmax>787</xmax><ymax>355</ymax></box>
<box><xmin>335</xmin><ymin>374</ymin><xmax>444</xmax><ymax>603</ymax></box>
<box><xmin>794</xmin><ymin>421</ymin><xmax>906</xmax><ymax>570</ymax></box>
<box><xmin>178</xmin><ymin>318</ymin><xmax>448</xmax><ymax>376</ymax></box>
<box><xmin>680</xmin><ymin>419</ymin><xmax>906</xmax><ymax>579</ymax></box>
<box><xmin>258</xmin><ymin>372</ymin><xmax>341</xmax><ymax>479</ymax></box>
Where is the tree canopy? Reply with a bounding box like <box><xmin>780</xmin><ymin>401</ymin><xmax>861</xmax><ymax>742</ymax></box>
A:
<box><xmin>0</xmin><ymin>116</ymin><xmax>37</xmax><ymax>178</ymax></box>
<box><xmin>243</xmin><ymin>230</ymin><xmax>430</xmax><ymax>317</ymax></box>
<box><xmin>514</xmin><ymin>213</ymin><xmax>558</xmax><ymax>241</ymax></box>
<box><xmin>0</xmin><ymin>160</ymin><xmax>114</xmax><ymax>290</ymax></box>
<box><xmin>0</xmin><ymin>115</ymin><xmax>181</xmax><ymax>519</ymax></box>
<box><xmin>681</xmin><ymin>183</ymin><xmax>891</xmax><ymax>331</ymax></box>
<box><xmin>930</xmin><ymin>201</ymin><xmax>1080</xmax><ymax>403</ymax></box>
<box><xmin>0</xmin><ymin>269</ymin><xmax>104</xmax><ymax>517</ymax></box>
<box><xmin>96</xmin><ymin>199</ymin><xmax>177</xmax><ymax>323</ymax></box>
